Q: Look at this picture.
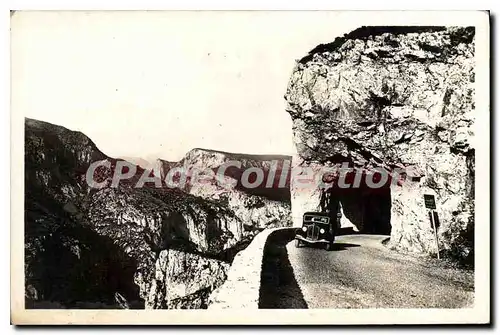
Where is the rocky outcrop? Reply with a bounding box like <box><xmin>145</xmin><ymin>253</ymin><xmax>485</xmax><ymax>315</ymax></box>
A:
<box><xmin>285</xmin><ymin>26</ymin><xmax>475</xmax><ymax>264</ymax></box>
<box><xmin>154</xmin><ymin>148</ymin><xmax>291</xmax><ymax>201</ymax></box>
<box><xmin>154</xmin><ymin>148</ymin><xmax>293</xmax><ymax>237</ymax></box>
<box><xmin>147</xmin><ymin>249</ymin><xmax>229</xmax><ymax>309</ymax></box>
<box><xmin>25</xmin><ymin>118</ymin><xmax>292</xmax><ymax>309</ymax></box>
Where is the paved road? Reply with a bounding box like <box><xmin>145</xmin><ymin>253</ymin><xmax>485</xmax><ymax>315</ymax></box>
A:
<box><xmin>261</xmin><ymin>234</ymin><xmax>474</xmax><ymax>309</ymax></box>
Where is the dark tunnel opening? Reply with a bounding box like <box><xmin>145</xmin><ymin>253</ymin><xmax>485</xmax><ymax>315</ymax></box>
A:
<box><xmin>322</xmin><ymin>183</ymin><xmax>392</xmax><ymax>236</ymax></box>
<box><xmin>343</xmin><ymin>186</ymin><xmax>392</xmax><ymax>235</ymax></box>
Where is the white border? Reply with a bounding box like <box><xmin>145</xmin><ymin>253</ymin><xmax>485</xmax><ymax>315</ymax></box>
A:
<box><xmin>8</xmin><ymin>9</ymin><xmax>491</xmax><ymax>326</ymax></box>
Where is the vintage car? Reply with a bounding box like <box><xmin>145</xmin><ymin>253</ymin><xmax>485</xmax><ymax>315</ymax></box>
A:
<box><xmin>295</xmin><ymin>211</ymin><xmax>336</xmax><ymax>251</ymax></box>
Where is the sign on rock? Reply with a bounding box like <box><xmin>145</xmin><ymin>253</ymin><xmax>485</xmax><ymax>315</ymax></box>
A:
<box><xmin>424</xmin><ymin>194</ymin><xmax>440</xmax><ymax>260</ymax></box>
<box><xmin>423</xmin><ymin>194</ymin><xmax>436</xmax><ymax>209</ymax></box>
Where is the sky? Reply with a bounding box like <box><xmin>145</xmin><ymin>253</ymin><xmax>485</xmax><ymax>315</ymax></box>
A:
<box><xmin>12</xmin><ymin>11</ymin><xmax>359</xmax><ymax>161</ymax></box>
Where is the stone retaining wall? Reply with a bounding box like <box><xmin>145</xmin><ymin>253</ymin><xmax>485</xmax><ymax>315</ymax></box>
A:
<box><xmin>208</xmin><ymin>227</ymin><xmax>296</xmax><ymax>309</ymax></box>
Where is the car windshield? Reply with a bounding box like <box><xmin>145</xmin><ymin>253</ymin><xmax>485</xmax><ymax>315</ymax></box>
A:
<box><xmin>303</xmin><ymin>215</ymin><xmax>329</xmax><ymax>224</ymax></box>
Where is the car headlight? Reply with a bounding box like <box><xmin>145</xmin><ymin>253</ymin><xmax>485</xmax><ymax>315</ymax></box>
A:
<box><xmin>302</xmin><ymin>226</ymin><xmax>307</xmax><ymax>232</ymax></box>
<box><xmin>320</xmin><ymin>228</ymin><xmax>325</xmax><ymax>234</ymax></box>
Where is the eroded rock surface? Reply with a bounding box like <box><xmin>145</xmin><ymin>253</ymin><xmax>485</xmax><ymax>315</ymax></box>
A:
<box><xmin>147</xmin><ymin>249</ymin><xmax>229</xmax><ymax>309</ymax></box>
<box><xmin>285</xmin><ymin>26</ymin><xmax>475</xmax><ymax>264</ymax></box>
<box><xmin>154</xmin><ymin>149</ymin><xmax>292</xmax><ymax>238</ymax></box>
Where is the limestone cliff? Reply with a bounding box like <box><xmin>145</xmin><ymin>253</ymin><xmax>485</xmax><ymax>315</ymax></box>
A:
<box><xmin>154</xmin><ymin>148</ymin><xmax>292</xmax><ymax>237</ymax></box>
<box><xmin>285</xmin><ymin>26</ymin><xmax>475</xmax><ymax>265</ymax></box>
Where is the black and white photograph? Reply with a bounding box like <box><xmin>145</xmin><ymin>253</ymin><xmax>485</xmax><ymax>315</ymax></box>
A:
<box><xmin>10</xmin><ymin>10</ymin><xmax>490</xmax><ymax>325</ymax></box>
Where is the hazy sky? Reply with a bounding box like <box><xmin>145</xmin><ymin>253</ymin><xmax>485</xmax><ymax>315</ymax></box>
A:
<box><xmin>12</xmin><ymin>11</ymin><xmax>359</xmax><ymax>161</ymax></box>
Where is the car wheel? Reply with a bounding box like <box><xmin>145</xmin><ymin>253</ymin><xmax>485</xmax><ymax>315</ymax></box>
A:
<box><xmin>295</xmin><ymin>239</ymin><xmax>302</xmax><ymax>248</ymax></box>
<box><xmin>330</xmin><ymin>232</ymin><xmax>335</xmax><ymax>243</ymax></box>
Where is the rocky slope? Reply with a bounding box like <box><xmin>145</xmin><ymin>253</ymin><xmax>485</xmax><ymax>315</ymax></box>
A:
<box><xmin>153</xmin><ymin>148</ymin><xmax>291</xmax><ymax>200</ymax></box>
<box><xmin>118</xmin><ymin>156</ymin><xmax>154</xmax><ymax>170</ymax></box>
<box><xmin>25</xmin><ymin>118</ymin><xmax>291</xmax><ymax>309</ymax></box>
<box><xmin>285</xmin><ymin>26</ymin><xmax>475</xmax><ymax>265</ymax></box>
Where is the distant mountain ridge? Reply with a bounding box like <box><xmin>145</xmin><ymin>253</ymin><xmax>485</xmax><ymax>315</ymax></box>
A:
<box><xmin>118</xmin><ymin>156</ymin><xmax>154</xmax><ymax>170</ymax></box>
<box><xmin>154</xmin><ymin>148</ymin><xmax>292</xmax><ymax>202</ymax></box>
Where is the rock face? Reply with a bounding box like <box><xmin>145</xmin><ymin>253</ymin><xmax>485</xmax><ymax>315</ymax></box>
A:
<box><xmin>147</xmin><ymin>249</ymin><xmax>229</xmax><ymax>309</ymax></box>
<box><xmin>285</xmin><ymin>26</ymin><xmax>475</xmax><ymax>265</ymax></box>
<box><xmin>154</xmin><ymin>149</ymin><xmax>292</xmax><ymax>236</ymax></box>
<box><xmin>24</xmin><ymin>118</ymin><xmax>292</xmax><ymax>309</ymax></box>
<box><xmin>154</xmin><ymin>148</ymin><xmax>291</xmax><ymax>200</ymax></box>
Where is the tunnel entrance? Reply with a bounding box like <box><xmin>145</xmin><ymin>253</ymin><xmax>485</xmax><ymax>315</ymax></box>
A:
<box><xmin>321</xmin><ymin>180</ymin><xmax>392</xmax><ymax>235</ymax></box>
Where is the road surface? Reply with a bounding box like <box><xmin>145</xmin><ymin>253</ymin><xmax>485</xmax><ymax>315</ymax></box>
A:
<box><xmin>260</xmin><ymin>234</ymin><xmax>474</xmax><ymax>309</ymax></box>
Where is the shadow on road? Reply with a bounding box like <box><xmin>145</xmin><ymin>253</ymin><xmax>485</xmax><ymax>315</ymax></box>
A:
<box><xmin>331</xmin><ymin>242</ymin><xmax>360</xmax><ymax>251</ymax></box>
<box><xmin>259</xmin><ymin>232</ymin><xmax>308</xmax><ymax>309</ymax></box>
<box><xmin>296</xmin><ymin>241</ymin><xmax>361</xmax><ymax>251</ymax></box>
<box><xmin>337</xmin><ymin>227</ymin><xmax>358</xmax><ymax>236</ymax></box>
